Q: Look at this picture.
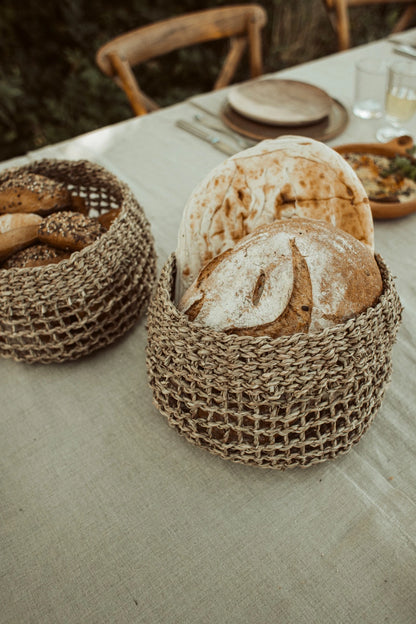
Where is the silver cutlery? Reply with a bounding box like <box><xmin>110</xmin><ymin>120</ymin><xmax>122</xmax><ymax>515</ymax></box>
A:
<box><xmin>189</xmin><ymin>100</ymin><xmax>256</xmax><ymax>147</ymax></box>
<box><xmin>192</xmin><ymin>113</ymin><xmax>253</xmax><ymax>149</ymax></box>
<box><xmin>176</xmin><ymin>120</ymin><xmax>238</xmax><ymax>156</ymax></box>
<box><xmin>388</xmin><ymin>37</ymin><xmax>416</xmax><ymax>48</ymax></box>
<box><xmin>393</xmin><ymin>44</ymin><xmax>416</xmax><ymax>59</ymax></box>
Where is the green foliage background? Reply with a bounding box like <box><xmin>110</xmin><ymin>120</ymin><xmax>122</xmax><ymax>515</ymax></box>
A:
<box><xmin>0</xmin><ymin>0</ymin><xmax>409</xmax><ymax>161</ymax></box>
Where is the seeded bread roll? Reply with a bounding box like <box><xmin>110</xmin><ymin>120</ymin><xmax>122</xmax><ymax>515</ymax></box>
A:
<box><xmin>0</xmin><ymin>172</ymin><xmax>87</xmax><ymax>215</ymax></box>
<box><xmin>178</xmin><ymin>218</ymin><xmax>383</xmax><ymax>337</ymax></box>
<box><xmin>38</xmin><ymin>211</ymin><xmax>106</xmax><ymax>251</ymax></box>
<box><xmin>176</xmin><ymin>135</ymin><xmax>374</xmax><ymax>299</ymax></box>
<box><xmin>2</xmin><ymin>243</ymin><xmax>71</xmax><ymax>269</ymax></box>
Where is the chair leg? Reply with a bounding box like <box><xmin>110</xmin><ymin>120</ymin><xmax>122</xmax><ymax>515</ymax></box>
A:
<box><xmin>392</xmin><ymin>5</ymin><xmax>416</xmax><ymax>33</ymax></box>
<box><xmin>109</xmin><ymin>52</ymin><xmax>156</xmax><ymax>116</ymax></box>
<box><xmin>248</xmin><ymin>17</ymin><xmax>264</xmax><ymax>78</ymax></box>
<box><xmin>214</xmin><ymin>37</ymin><xmax>247</xmax><ymax>90</ymax></box>
<box><xmin>333</xmin><ymin>0</ymin><xmax>351</xmax><ymax>50</ymax></box>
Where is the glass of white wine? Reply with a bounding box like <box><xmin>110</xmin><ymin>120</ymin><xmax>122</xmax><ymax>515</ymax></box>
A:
<box><xmin>376</xmin><ymin>60</ymin><xmax>416</xmax><ymax>143</ymax></box>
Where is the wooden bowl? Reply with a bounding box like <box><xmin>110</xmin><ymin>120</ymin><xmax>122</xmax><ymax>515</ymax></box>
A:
<box><xmin>334</xmin><ymin>135</ymin><xmax>416</xmax><ymax>220</ymax></box>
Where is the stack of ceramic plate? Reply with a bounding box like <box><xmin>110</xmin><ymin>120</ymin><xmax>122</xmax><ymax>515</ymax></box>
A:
<box><xmin>221</xmin><ymin>78</ymin><xmax>348</xmax><ymax>142</ymax></box>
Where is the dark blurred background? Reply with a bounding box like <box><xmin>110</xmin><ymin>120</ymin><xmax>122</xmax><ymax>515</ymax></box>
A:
<box><xmin>0</xmin><ymin>0</ymin><xmax>411</xmax><ymax>161</ymax></box>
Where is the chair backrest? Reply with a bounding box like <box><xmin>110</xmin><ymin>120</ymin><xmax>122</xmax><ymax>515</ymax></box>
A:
<box><xmin>322</xmin><ymin>0</ymin><xmax>416</xmax><ymax>50</ymax></box>
<box><xmin>96</xmin><ymin>4</ymin><xmax>267</xmax><ymax>115</ymax></box>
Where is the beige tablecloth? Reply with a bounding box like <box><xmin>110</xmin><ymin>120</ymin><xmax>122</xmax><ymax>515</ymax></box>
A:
<box><xmin>1</xmin><ymin>34</ymin><xmax>415</xmax><ymax>624</ymax></box>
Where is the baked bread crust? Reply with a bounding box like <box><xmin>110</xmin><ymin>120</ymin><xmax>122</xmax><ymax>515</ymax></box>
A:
<box><xmin>0</xmin><ymin>213</ymin><xmax>43</xmax><ymax>262</ymax></box>
<box><xmin>2</xmin><ymin>243</ymin><xmax>71</xmax><ymax>269</ymax></box>
<box><xmin>0</xmin><ymin>212</ymin><xmax>42</xmax><ymax>233</ymax></box>
<box><xmin>0</xmin><ymin>172</ymin><xmax>85</xmax><ymax>215</ymax></box>
<box><xmin>178</xmin><ymin>218</ymin><xmax>382</xmax><ymax>337</ymax></box>
<box><xmin>176</xmin><ymin>135</ymin><xmax>374</xmax><ymax>299</ymax></box>
<box><xmin>38</xmin><ymin>211</ymin><xmax>106</xmax><ymax>251</ymax></box>
<box><xmin>97</xmin><ymin>207</ymin><xmax>121</xmax><ymax>230</ymax></box>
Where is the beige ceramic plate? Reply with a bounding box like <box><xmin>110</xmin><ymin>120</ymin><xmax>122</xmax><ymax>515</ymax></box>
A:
<box><xmin>221</xmin><ymin>97</ymin><xmax>348</xmax><ymax>143</ymax></box>
<box><xmin>227</xmin><ymin>78</ymin><xmax>332</xmax><ymax>126</ymax></box>
<box><xmin>334</xmin><ymin>135</ymin><xmax>416</xmax><ymax>220</ymax></box>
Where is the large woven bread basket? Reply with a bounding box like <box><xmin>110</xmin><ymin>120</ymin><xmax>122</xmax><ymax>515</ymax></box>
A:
<box><xmin>0</xmin><ymin>159</ymin><xmax>156</xmax><ymax>363</ymax></box>
<box><xmin>146</xmin><ymin>253</ymin><xmax>402</xmax><ymax>470</ymax></box>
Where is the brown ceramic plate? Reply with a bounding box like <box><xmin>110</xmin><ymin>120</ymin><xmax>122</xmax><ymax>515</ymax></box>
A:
<box><xmin>221</xmin><ymin>97</ymin><xmax>348</xmax><ymax>143</ymax></box>
<box><xmin>227</xmin><ymin>79</ymin><xmax>332</xmax><ymax>126</ymax></box>
<box><xmin>334</xmin><ymin>135</ymin><xmax>416</xmax><ymax>220</ymax></box>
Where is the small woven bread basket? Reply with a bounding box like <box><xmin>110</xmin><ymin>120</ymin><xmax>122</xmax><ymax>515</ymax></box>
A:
<box><xmin>146</xmin><ymin>253</ymin><xmax>402</xmax><ymax>470</ymax></box>
<box><xmin>0</xmin><ymin>159</ymin><xmax>156</xmax><ymax>363</ymax></box>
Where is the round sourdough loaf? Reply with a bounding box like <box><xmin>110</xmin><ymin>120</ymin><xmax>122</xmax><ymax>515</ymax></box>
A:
<box><xmin>176</xmin><ymin>135</ymin><xmax>373</xmax><ymax>299</ymax></box>
<box><xmin>178</xmin><ymin>218</ymin><xmax>382</xmax><ymax>337</ymax></box>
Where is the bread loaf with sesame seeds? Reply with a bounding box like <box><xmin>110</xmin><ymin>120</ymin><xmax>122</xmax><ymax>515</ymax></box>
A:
<box><xmin>2</xmin><ymin>243</ymin><xmax>71</xmax><ymax>269</ymax></box>
<box><xmin>178</xmin><ymin>218</ymin><xmax>382</xmax><ymax>337</ymax></box>
<box><xmin>38</xmin><ymin>211</ymin><xmax>106</xmax><ymax>251</ymax></box>
<box><xmin>0</xmin><ymin>172</ymin><xmax>87</xmax><ymax>216</ymax></box>
<box><xmin>175</xmin><ymin>135</ymin><xmax>374</xmax><ymax>300</ymax></box>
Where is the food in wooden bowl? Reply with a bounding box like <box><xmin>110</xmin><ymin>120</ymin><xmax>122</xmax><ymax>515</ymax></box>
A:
<box><xmin>334</xmin><ymin>135</ymin><xmax>416</xmax><ymax>219</ymax></box>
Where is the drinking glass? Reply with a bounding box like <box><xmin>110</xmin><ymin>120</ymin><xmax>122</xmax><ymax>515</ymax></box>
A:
<box><xmin>376</xmin><ymin>60</ymin><xmax>416</xmax><ymax>142</ymax></box>
<box><xmin>353</xmin><ymin>58</ymin><xmax>387</xmax><ymax>119</ymax></box>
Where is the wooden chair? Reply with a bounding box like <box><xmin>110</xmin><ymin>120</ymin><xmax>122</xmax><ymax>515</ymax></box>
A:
<box><xmin>95</xmin><ymin>5</ymin><xmax>267</xmax><ymax>116</ymax></box>
<box><xmin>322</xmin><ymin>0</ymin><xmax>416</xmax><ymax>50</ymax></box>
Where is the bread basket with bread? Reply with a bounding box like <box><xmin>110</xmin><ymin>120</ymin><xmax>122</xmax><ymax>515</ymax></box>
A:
<box><xmin>146</xmin><ymin>136</ymin><xmax>403</xmax><ymax>470</ymax></box>
<box><xmin>0</xmin><ymin>158</ymin><xmax>156</xmax><ymax>363</ymax></box>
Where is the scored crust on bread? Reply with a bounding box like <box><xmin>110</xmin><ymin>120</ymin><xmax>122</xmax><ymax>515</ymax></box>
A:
<box><xmin>175</xmin><ymin>135</ymin><xmax>374</xmax><ymax>299</ymax></box>
<box><xmin>0</xmin><ymin>172</ymin><xmax>87</xmax><ymax>216</ymax></box>
<box><xmin>178</xmin><ymin>218</ymin><xmax>383</xmax><ymax>337</ymax></box>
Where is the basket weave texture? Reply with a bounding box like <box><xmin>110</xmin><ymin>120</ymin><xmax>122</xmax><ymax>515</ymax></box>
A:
<box><xmin>146</xmin><ymin>253</ymin><xmax>403</xmax><ymax>470</ymax></box>
<box><xmin>0</xmin><ymin>159</ymin><xmax>156</xmax><ymax>363</ymax></box>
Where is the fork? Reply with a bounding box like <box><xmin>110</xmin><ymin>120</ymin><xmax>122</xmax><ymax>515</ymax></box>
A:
<box><xmin>193</xmin><ymin>113</ymin><xmax>254</xmax><ymax>149</ymax></box>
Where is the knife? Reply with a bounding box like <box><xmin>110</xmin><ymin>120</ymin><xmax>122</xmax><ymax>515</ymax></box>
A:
<box><xmin>393</xmin><ymin>44</ymin><xmax>416</xmax><ymax>59</ymax></box>
<box><xmin>176</xmin><ymin>119</ymin><xmax>237</xmax><ymax>156</ymax></box>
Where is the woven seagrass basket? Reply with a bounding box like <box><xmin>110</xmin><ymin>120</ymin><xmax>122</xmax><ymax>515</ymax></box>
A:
<box><xmin>146</xmin><ymin>253</ymin><xmax>403</xmax><ymax>470</ymax></box>
<box><xmin>0</xmin><ymin>159</ymin><xmax>156</xmax><ymax>363</ymax></box>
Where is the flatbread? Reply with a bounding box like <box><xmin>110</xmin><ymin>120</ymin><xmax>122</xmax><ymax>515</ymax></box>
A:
<box><xmin>175</xmin><ymin>135</ymin><xmax>374</xmax><ymax>300</ymax></box>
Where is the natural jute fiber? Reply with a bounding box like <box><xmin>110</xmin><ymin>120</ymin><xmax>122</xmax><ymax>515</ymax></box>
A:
<box><xmin>0</xmin><ymin>159</ymin><xmax>156</xmax><ymax>363</ymax></box>
<box><xmin>146</xmin><ymin>253</ymin><xmax>403</xmax><ymax>470</ymax></box>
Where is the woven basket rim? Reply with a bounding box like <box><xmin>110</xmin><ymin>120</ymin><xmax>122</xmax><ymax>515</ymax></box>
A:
<box><xmin>0</xmin><ymin>158</ymin><xmax>137</xmax><ymax>278</ymax></box>
<box><xmin>0</xmin><ymin>158</ymin><xmax>157</xmax><ymax>363</ymax></box>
